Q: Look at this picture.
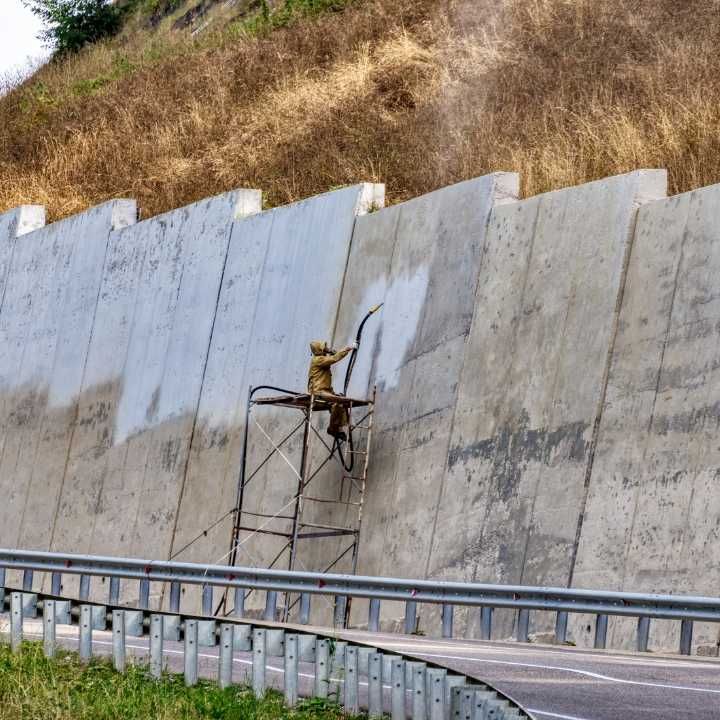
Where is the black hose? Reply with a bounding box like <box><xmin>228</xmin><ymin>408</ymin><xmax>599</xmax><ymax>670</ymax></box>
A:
<box><xmin>334</xmin><ymin>303</ymin><xmax>383</xmax><ymax>473</ymax></box>
<box><xmin>343</xmin><ymin>303</ymin><xmax>383</xmax><ymax>395</ymax></box>
<box><xmin>249</xmin><ymin>384</ymin><xmax>299</xmax><ymax>399</ymax></box>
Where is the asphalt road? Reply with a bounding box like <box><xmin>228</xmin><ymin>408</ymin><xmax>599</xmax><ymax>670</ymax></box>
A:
<box><xmin>8</xmin><ymin>618</ymin><xmax>720</xmax><ymax>720</ymax></box>
<box><xmin>341</xmin><ymin>631</ymin><xmax>720</xmax><ymax>720</ymax></box>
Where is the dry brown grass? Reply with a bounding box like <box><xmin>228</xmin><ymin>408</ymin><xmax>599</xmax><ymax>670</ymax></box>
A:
<box><xmin>1</xmin><ymin>0</ymin><xmax>720</xmax><ymax>221</ymax></box>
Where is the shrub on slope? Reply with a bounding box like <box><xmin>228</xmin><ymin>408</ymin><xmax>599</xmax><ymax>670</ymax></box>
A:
<box><xmin>1</xmin><ymin>0</ymin><xmax>719</xmax><ymax>220</ymax></box>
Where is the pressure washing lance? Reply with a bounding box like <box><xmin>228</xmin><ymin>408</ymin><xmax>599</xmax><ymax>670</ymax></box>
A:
<box><xmin>343</xmin><ymin>303</ymin><xmax>383</xmax><ymax>395</ymax></box>
<box><xmin>332</xmin><ymin>303</ymin><xmax>384</xmax><ymax>471</ymax></box>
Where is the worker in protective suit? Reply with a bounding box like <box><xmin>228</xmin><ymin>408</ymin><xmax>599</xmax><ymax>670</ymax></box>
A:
<box><xmin>308</xmin><ymin>340</ymin><xmax>357</xmax><ymax>440</ymax></box>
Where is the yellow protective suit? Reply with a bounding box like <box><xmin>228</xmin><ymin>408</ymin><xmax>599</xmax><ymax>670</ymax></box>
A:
<box><xmin>308</xmin><ymin>341</ymin><xmax>352</xmax><ymax>437</ymax></box>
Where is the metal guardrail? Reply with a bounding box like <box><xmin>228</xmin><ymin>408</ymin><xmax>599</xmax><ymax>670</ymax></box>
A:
<box><xmin>0</xmin><ymin>587</ymin><xmax>531</xmax><ymax>720</ymax></box>
<box><xmin>1</xmin><ymin>548</ymin><xmax>715</xmax><ymax>655</ymax></box>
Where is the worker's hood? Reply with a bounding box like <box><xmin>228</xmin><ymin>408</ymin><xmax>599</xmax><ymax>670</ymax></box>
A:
<box><xmin>310</xmin><ymin>340</ymin><xmax>328</xmax><ymax>356</ymax></box>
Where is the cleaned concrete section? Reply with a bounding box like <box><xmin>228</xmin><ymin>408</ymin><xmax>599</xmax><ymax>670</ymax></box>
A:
<box><xmin>426</xmin><ymin>172</ymin><xmax>667</xmax><ymax>637</ymax></box>
<box><xmin>0</xmin><ymin>205</ymin><xmax>46</xmax><ymax>584</ymax></box>
<box><xmin>169</xmin><ymin>185</ymin><xmax>384</xmax><ymax>590</ymax></box>
<box><xmin>0</xmin><ymin>202</ymin><xmax>136</xmax><ymax>563</ymax></box>
<box><xmin>572</xmin><ymin>183</ymin><xmax>720</xmax><ymax>653</ymax></box>
<box><xmin>43</xmin><ymin>191</ymin><xmax>260</xmax><ymax>590</ymax></box>
<box><xmin>298</xmin><ymin>175</ymin><xmax>520</xmax><ymax>595</ymax></box>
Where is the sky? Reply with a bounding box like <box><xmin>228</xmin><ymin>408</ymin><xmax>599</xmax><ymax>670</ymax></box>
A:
<box><xmin>0</xmin><ymin>0</ymin><xmax>51</xmax><ymax>82</ymax></box>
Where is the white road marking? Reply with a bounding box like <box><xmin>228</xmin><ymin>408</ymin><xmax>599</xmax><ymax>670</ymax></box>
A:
<box><xmin>528</xmin><ymin>709</ymin><xmax>591</xmax><ymax>720</ymax></box>
<box><xmin>412</xmin><ymin>651</ymin><xmax>720</xmax><ymax>695</ymax></box>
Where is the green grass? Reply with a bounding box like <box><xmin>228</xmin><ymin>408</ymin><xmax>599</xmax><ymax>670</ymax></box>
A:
<box><xmin>230</xmin><ymin>0</ymin><xmax>355</xmax><ymax>37</ymax></box>
<box><xmin>0</xmin><ymin>641</ymin><xmax>353</xmax><ymax>720</ymax></box>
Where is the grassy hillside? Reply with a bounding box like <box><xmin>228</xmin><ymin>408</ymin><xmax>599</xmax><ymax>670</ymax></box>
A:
<box><xmin>1</xmin><ymin>0</ymin><xmax>720</xmax><ymax>220</ymax></box>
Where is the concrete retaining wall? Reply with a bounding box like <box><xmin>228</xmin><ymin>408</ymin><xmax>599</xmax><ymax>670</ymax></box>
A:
<box><xmin>1</xmin><ymin>171</ymin><xmax>720</xmax><ymax>646</ymax></box>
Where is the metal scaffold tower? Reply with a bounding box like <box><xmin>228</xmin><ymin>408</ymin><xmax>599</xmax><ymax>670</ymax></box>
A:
<box><xmin>226</xmin><ymin>386</ymin><xmax>375</xmax><ymax>622</ymax></box>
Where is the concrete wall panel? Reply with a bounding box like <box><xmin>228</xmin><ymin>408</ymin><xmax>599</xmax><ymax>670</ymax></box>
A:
<box><xmin>572</xmin><ymin>183</ymin><xmax>720</xmax><ymax>651</ymax></box>
<box><xmin>0</xmin><ymin>205</ymin><xmax>46</xmax><ymax>557</ymax></box>
<box><xmin>0</xmin><ymin>202</ymin><xmax>134</xmax><ymax>557</ymax></box>
<box><xmin>426</xmin><ymin>172</ymin><xmax>667</xmax><ymax>626</ymax></box>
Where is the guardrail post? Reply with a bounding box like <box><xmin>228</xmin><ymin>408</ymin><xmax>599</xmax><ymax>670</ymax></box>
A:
<box><xmin>169</xmin><ymin>581</ymin><xmax>181</xmax><ymax>613</ymax></box>
<box><xmin>299</xmin><ymin>593</ymin><xmax>311</xmax><ymax>624</ymax></box>
<box><xmin>480</xmin><ymin>607</ymin><xmax>493</xmax><ymax>640</ymax></box>
<box><xmin>315</xmin><ymin>638</ymin><xmax>330</xmax><ymax>698</ymax></box>
<box><xmin>458</xmin><ymin>686</ymin><xmax>476</xmax><ymax>720</ymax></box>
<box><xmin>404</xmin><ymin>601</ymin><xmax>417</xmax><ymax>634</ymax></box>
<box><xmin>330</xmin><ymin>640</ymin><xmax>346</xmax><ymax>699</ymax></box>
<box><xmin>284</xmin><ymin>633</ymin><xmax>299</xmax><ymax>706</ymax></box>
<box><xmin>427</xmin><ymin>668</ymin><xmax>447</xmax><ymax>720</ymax></box>
<box><xmin>472</xmin><ymin>690</ymin><xmax>496</xmax><ymax>720</ymax></box>
<box><xmin>369</xmin><ymin>598</ymin><xmax>381</xmax><ymax>632</ymax></box>
<box><xmin>637</xmin><ymin>616</ymin><xmax>650</xmax><ymax>652</ymax></box>
<box><xmin>51</xmin><ymin>572</ymin><xmax>62</xmax><ymax>596</ymax></box>
<box><xmin>202</xmin><ymin>584</ymin><xmax>213</xmax><ymax>616</ymax></box>
<box><xmin>185</xmin><ymin>619</ymin><xmax>199</xmax><ymax>686</ymax></box>
<box><xmin>219</xmin><ymin>623</ymin><xmax>234</xmax><ymax>689</ymax></box>
<box><xmin>554</xmin><ymin>611</ymin><xmax>568</xmax><ymax>644</ymax></box>
<box><xmin>411</xmin><ymin>662</ymin><xmax>427</xmax><ymax>720</ymax></box>
<box><xmin>392</xmin><ymin>658</ymin><xmax>406</xmax><ymax>720</ymax></box>
<box><xmin>516</xmin><ymin>609</ymin><xmax>530</xmax><ymax>642</ymax></box>
<box><xmin>108</xmin><ymin>576</ymin><xmax>120</xmax><ymax>605</ymax></box>
<box><xmin>233</xmin><ymin>587</ymin><xmax>245</xmax><ymax>617</ymax></box>
<box><xmin>11</xmin><ymin>592</ymin><xmax>22</xmax><ymax>652</ymax></box>
<box><xmin>22</xmin><ymin>569</ymin><xmax>33</xmax><ymax>592</ymax></box>
<box><xmin>594</xmin><ymin>614</ymin><xmax>608</xmax><ymax>649</ymax></box>
<box><xmin>344</xmin><ymin>645</ymin><xmax>359</xmax><ymax>714</ymax></box>
<box><xmin>164</xmin><ymin>582</ymin><xmax>181</xmax><ymax>641</ymax></box>
<box><xmin>79</xmin><ymin>605</ymin><xmax>92</xmax><ymax>663</ymax></box>
<box><xmin>368</xmin><ymin>652</ymin><xmax>383</xmax><ymax>718</ymax></box>
<box><xmin>451</xmin><ymin>686</ymin><xmax>471</xmax><ymax>720</ymax></box>
<box><xmin>79</xmin><ymin>574</ymin><xmax>90</xmax><ymax>601</ymax></box>
<box><xmin>442</xmin><ymin>604</ymin><xmax>454</xmax><ymax>639</ymax></box>
<box><xmin>113</xmin><ymin>609</ymin><xmax>126</xmax><ymax>672</ymax></box>
<box><xmin>139</xmin><ymin>578</ymin><xmax>150</xmax><ymax>610</ymax></box>
<box><xmin>150</xmin><ymin>615</ymin><xmax>164</xmax><ymax>679</ymax></box>
<box><xmin>444</xmin><ymin>676</ymin><xmax>467</xmax><ymax>720</ymax></box>
<box><xmin>679</xmin><ymin>619</ymin><xmax>693</xmax><ymax>656</ymax></box>
<box><xmin>264</xmin><ymin>591</ymin><xmax>277</xmax><ymax>621</ymax></box>
<box><xmin>252</xmin><ymin>628</ymin><xmax>266</xmax><ymax>698</ymax></box>
<box><xmin>476</xmin><ymin>694</ymin><xmax>503</xmax><ymax>720</ymax></box>
<box><xmin>43</xmin><ymin>599</ymin><xmax>56</xmax><ymax>658</ymax></box>
<box><xmin>334</xmin><ymin>595</ymin><xmax>347</xmax><ymax>629</ymax></box>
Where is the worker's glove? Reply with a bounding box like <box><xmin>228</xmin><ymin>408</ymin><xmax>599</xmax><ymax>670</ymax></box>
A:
<box><xmin>350</xmin><ymin>342</ymin><xmax>359</xmax><ymax>350</ymax></box>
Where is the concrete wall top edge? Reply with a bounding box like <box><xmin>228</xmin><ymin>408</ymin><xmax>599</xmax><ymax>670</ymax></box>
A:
<box><xmin>0</xmin><ymin>205</ymin><xmax>46</xmax><ymax>238</ymax></box>
<box><xmin>636</xmin><ymin>175</ymin><xmax>720</xmax><ymax>215</ymax></box>
<box><xmin>12</xmin><ymin>199</ymin><xmax>138</xmax><ymax>243</ymax></box>
<box><xmin>232</xmin><ymin>184</ymin><xmax>375</xmax><ymax>225</ymax></box>
<box><xmin>514</xmin><ymin>169</ymin><xmax>668</xmax><ymax>206</ymax></box>
<box><xmin>355</xmin><ymin>173</ymin><xmax>520</xmax><ymax>223</ymax></box>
